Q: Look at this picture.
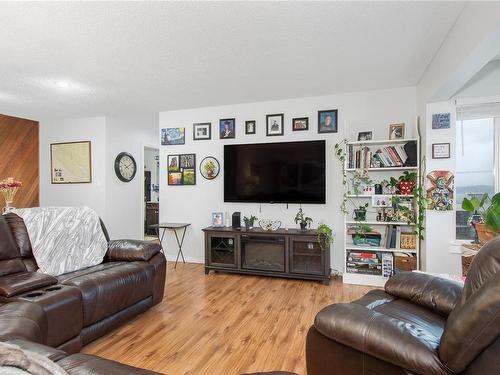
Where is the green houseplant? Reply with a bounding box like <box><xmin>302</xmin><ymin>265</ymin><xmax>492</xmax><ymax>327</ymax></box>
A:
<box><xmin>295</xmin><ymin>208</ymin><xmax>313</xmax><ymax>230</ymax></box>
<box><xmin>353</xmin><ymin>203</ymin><xmax>368</xmax><ymax>221</ymax></box>
<box><xmin>398</xmin><ymin>171</ymin><xmax>417</xmax><ymax>195</ymax></box>
<box><xmin>243</xmin><ymin>215</ymin><xmax>258</xmax><ymax>231</ymax></box>
<box><xmin>317</xmin><ymin>223</ymin><xmax>333</xmax><ymax>250</ymax></box>
<box><xmin>475</xmin><ymin>192</ymin><xmax>500</xmax><ymax>244</ymax></box>
<box><xmin>349</xmin><ymin>224</ymin><xmax>381</xmax><ymax>247</ymax></box>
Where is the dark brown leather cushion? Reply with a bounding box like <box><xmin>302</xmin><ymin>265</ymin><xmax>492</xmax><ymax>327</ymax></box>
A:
<box><xmin>0</xmin><ymin>259</ymin><xmax>27</xmax><ymax>277</ymax></box>
<box><xmin>6</xmin><ymin>339</ymin><xmax>68</xmax><ymax>362</ymax></box>
<box><xmin>0</xmin><ymin>301</ymin><xmax>47</xmax><ymax>344</ymax></box>
<box><xmin>107</xmin><ymin>240</ymin><xmax>161</xmax><ymax>262</ymax></box>
<box><xmin>57</xmin><ymin>353</ymin><xmax>161</xmax><ymax>374</ymax></box>
<box><xmin>3</xmin><ymin>213</ymin><xmax>33</xmax><ymax>258</ymax></box>
<box><xmin>59</xmin><ymin>262</ymin><xmax>154</xmax><ymax>326</ymax></box>
<box><xmin>385</xmin><ymin>271</ymin><xmax>463</xmax><ymax>316</ymax></box>
<box><xmin>0</xmin><ymin>271</ymin><xmax>57</xmax><ymax>297</ymax></box>
<box><xmin>0</xmin><ymin>216</ymin><xmax>22</xmax><ymax>260</ymax></box>
<box><xmin>314</xmin><ymin>293</ymin><xmax>450</xmax><ymax>375</ymax></box>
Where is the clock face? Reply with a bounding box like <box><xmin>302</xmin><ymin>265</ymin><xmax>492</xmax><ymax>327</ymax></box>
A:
<box><xmin>115</xmin><ymin>152</ymin><xmax>137</xmax><ymax>182</ymax></box>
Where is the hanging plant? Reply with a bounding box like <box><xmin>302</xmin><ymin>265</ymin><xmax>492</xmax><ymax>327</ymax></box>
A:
<box><xmin>334</xmin><ymin>140</ymin><xmax>349</xmax><ymax>214</ymax></box>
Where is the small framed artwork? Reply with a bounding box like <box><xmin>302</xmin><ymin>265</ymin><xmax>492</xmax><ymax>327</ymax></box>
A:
<box><xmin>161</xmin><ymin>128</ymin><xmax>185</xmax><ymax>145</ymax></box>
<box><xmin>432</xmin><ymin>113</ymin><xmax>451</xmax><ymax>129</ymax></box>
<box><xmin>212</xmin><ymin>212</ymin><xmax>224</xmax><ymax>227</ymax></box>
<box><xmin>432</xmin><ymin>143</ymin><xmax>451</xmax><ymax>159</ymax></box>
<box><xmin>200</xmin><ymin>156</ymin><xmax>220</xmax><ymax>180</ymax></box>
<box><xmin>372</xmin><ymin>195</ymin><xmax>393</xmax><ymax>207</ymax></box>
<box><xmin>357</xmin><ymin>131</ymin><xmax>372</xmax><ymax>141</ymax></box>
<box><xmin>51</xmin><ymin>141</ymin><xmax>92</xmax><ymax>184</ymax></box>
<box><xmin>318</xmin><ymin>109</ymin><xmax>338</xmax><ymax>133</ymax></box>
<box><xmin>245</xmin><ymin>120</ymin><xmax>256</xmax><ymax>135</ymax></box>
<box><xmin>266</xmin><ymin>114</ymin><xmax>284</xmax><ymax>136</ymax></box>
<box><xmin>167</xmin><ymin>153</ymin><xmax>196</xmax><ymax>185</ymax></box>
<box><xmin>389</xmin><ymin>123</ymin><xmax>405</xmax><ymax>140</ymax></box>
<box><xmin>220</xmin><ymin>118</ymin><xmax>236</xmax><ymax>139</ymax></box>
<box><xmin>292</xmin><ymin>117</ymin><xmax>309</xmax><ymax>131</ymax></box>
<box><xmin>193</xmin><ymin>123</ymin><xmax>211</xmax><ymax>140</ymax></box>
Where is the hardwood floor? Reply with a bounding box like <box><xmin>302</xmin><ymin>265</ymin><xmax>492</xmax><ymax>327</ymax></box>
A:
<box><xmin>83</xmin><ymin>263</ymin><xmax>374</xmax><ymax>374</ymax></box>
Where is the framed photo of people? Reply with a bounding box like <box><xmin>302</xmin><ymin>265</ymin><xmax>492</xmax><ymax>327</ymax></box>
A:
<box><xmin>318</xmin><ymin>109</ymin><xmax>338</xmax><ymax>133</ymax></box>
<box><xmin>220</xmin><ymin>118</ymin><xmax>236</xmax><ymax>139</ymax></box>
<box><xmin>167</xmin><ymin>153</ymin><xmax>196</xmax><ymax>185</ymax></box>
<box><xmin>193</xmin><ymin>123</ymin><xmax>211</xmax><ymax>140</ymax></box>
<box><xmin>266</xmin><ymin>114</ymin><xmax>284</xmax><ymax>136</ymax></box>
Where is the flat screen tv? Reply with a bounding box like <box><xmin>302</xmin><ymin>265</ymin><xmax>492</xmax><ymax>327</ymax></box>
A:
<box><xmin>224</xmin><ymin>140</ymin><xmax>326</xmax><ymax>204</ymax></box>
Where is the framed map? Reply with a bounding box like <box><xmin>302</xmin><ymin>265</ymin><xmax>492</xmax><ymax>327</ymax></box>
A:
<box><xmin>51</xmin><ymin>141</ymin><xmax>92</xmax><ymax>184</ymax></box>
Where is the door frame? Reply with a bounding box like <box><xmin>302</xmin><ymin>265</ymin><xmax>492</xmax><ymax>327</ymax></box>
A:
<box><xmin>141</xmin><ymin>144</ymin><xmax>160</xmax><ymax>239</ymax></box>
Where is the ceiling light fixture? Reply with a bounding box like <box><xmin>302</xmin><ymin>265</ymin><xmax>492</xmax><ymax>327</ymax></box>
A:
<box><xmin>54</xmin><ymin>81</ymin><xmax>70</xmax><ymax>88</ymax></box>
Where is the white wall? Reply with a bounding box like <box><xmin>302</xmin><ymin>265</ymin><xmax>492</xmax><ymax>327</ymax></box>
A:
<box><xmin>40</xmin><ymin>114</ymin><xmax>158</xmax><ymax>240</ymax></box>
<box><xmin>40</xmin><ymin>117</ymin><xmax>108</xmax><ymax>219</ymax></box>
<box><xmin>455</xmin><ymin>60</ymin><xmax>500</xmax><ymax>99</ymax></box>
<box><xmin>159</xmin><ymin>87</ymin><xmax>417</xmax><ymax>270</ymax></box>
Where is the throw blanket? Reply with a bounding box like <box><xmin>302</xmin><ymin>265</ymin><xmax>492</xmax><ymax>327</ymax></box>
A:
<box><xmin>0</xmin><ymin>342</ymin><xmax>68</xmax><ymax>375</ymax></box>
<box><xmin>10</xmin><ymin>207</ymin><xmax>108</xmax><ymax>276</ymax></box>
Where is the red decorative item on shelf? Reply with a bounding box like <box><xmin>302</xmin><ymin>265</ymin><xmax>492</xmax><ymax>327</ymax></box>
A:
<box><xmin>399</xmin><ymin>181</ymin><xmax>415</xmax><ymax>195</ymax></box>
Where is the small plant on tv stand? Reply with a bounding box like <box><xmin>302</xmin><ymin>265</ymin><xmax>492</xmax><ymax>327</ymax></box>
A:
<box><xmin>243</xmin><ymin>215</ymin><xmax>258</xmax><ymax>230</ymax></box>
<box><xmin>295</xmin><ymin>208</ymin><xmax>313</xmax><ymax>230</ymax></box>
<box><xmin>317</xmin><ymin>223</ymin><xmax>333</xmax><ymax>250</ymax></box>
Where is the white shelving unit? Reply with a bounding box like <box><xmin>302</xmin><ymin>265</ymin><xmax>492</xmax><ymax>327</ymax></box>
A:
<box><xmin>342</xmin><ymin>137</ymin><xmax>420</xmax><ymax>287</ymax></box>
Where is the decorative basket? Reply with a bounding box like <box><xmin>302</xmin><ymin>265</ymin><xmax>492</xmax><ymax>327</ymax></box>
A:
<box><xmin>395</xmin><ymin>255</ymin><xmax>417</xmax><ymax>271</ymax></box>
<box><xmin>400</xmin><ymin>233</ymin><xmax>417</xmax><ymax>249</ymax></box>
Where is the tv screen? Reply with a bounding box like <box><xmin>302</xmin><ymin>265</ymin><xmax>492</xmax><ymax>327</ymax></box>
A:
<box><xmin>224</xmin><ymin>140</ymin><xmax>326</xmax><ymax>204</ymax></box>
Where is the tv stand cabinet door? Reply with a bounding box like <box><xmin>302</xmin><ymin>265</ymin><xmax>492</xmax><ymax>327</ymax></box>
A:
<box><xmin>206</xmin><ymin>233</ymin><xmax>239</xmax><ymax>269</ymax></box>
<box><xmin>289</xmin><ymin>236</ymin><xmax>325</xmax><ymax>276</ymax></box>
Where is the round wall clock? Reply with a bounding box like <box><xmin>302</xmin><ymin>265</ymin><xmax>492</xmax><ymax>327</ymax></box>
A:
<box><xmin>114</xmin><ymin>152</ymin><xmax>137</xmax><ymax>182</ymax></box>
<box><xmin>200</xmin><ymin>156</ymin><xmax>220</xmax><ymax>180</ymax></box>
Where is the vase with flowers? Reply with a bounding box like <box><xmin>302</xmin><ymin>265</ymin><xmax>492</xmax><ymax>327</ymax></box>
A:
<box><xmin>0</xmin><ymin>177</ymin><xmax>22</xmax><ymax>213</ymax></box>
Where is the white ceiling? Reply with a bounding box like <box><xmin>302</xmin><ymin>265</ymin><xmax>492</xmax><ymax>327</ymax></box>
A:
<box><xmin>0</xmin><ymin>1</ymin><xmax>466</xmax><ymax>120</ymax></box>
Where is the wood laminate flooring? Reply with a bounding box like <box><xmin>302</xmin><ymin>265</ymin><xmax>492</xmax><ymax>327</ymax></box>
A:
<box><xmin>83</xmin><ymin>263</ymin><xmax>374</xmax><ymax>375</ymax></box>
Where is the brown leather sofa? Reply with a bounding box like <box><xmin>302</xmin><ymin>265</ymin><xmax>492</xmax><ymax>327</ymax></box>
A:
<box><xmin>306</xmin><ymin>237</ymin><xmax>500</xmax><ymax>375</ymax></box>
<box><xmin>0</xmin><ymin>213</ymin><xmax>167</xmax><ymax>374</ymax></box>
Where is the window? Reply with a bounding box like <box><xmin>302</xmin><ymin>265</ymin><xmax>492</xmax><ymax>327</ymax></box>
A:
<box><xmin>455</xmin><ymin>103</ymin><xmax>500</xmax><ymax>240</ymax></box>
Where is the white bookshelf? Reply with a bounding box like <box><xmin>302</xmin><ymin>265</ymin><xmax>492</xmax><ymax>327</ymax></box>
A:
<box><xmin>343</xmin><ymin>138</ymin><xmax>421</xmax><ymax>287</ymax></box>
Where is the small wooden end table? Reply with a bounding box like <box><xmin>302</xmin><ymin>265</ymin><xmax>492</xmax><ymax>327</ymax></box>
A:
<box><xmin>149</xmin><ymin>222</ymin><xmax>191</xmax><ymax>268</ymax></box>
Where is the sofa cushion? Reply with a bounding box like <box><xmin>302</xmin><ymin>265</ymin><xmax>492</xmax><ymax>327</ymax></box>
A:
<box><xmin>0</xmin><ymin>216</ymin><xmax>22</xmax><ymax>260</ymax></box>
<box><xmin>59</xmin><ymin>262</ymin><xmax>154</xmax><ymax>326</ymax></box>
<box><xmin>0</xmin><ymin>272</ymin><xmax>57</xmax><ymax>297</ymax></box>
<box><xmin>3</xmin><ymin>213</ymin><xmax>33</xmax><ymax>258</ymax></box>
<box><xmin>107</xmin><ymin>240</ymin><xmax>161</xmax><ymax>262</ymax></box>
<box><xmin>0</xmin><ymin>301</ymin><xmax>47</xmax><ymax>344</ymax></box>
<box><xmin>57</xmin><ymin>353</ymin><xmax>160</xmax><ymax>374</ymax></box>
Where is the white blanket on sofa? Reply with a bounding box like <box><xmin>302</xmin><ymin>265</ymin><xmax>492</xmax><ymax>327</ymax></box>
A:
<box><xmin>10</xmin><ymin>207</ymin><xmax>108</xmax><ymax>276</ymax></box>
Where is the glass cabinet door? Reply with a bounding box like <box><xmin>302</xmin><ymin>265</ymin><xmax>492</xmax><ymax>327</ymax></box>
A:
<box><xmin>290</xmin><ymin>237</ymin><xmax>324</xmax><ymax>275</ymax></box>
<box><xmin>208</xmin><ymin>235</ymin><xmax>238</xmax><ymax>268</ymax></box>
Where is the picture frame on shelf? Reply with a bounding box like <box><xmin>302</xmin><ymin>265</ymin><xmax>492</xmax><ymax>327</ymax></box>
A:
<box><xmin>432</xmin><ymin>143</ymin><xmax>450</xmax><ymax>159</ymax></box>
<box><xmin>193</xmin><ymin>123</ymin><xmax>211</xmax><ymax>140</ymax></box>
<box><xmin>219</xmin><ymin>118</ymin><xmax>236</xmax><ymax>139</ymax></box>
<box><xmin>161</xmin><ymin>128</ymin><xmax>185</xmax><ymax>145</ymax></box>
<box><xmin>388</xmin><ymin>123</ymin><xmax>404</xmax><ymax>140</ymax></box>
<box><xmin>245</xmin><ymin>120</ymin><xmax>256</xmax><ymax>135</ymax></box>
<box><xmin>357</xmin><ymin>131</ymin><xmax>372</xmax><ymax>141</ymax></box>
<box><xmin>372</xmin><ymin>195</ymin><xmax>393</xmax><ymax>208</ymax></box>
<box><xmin>318</xmin><ymin>109</ymin><xmax>338</xmax><ymax>133</ymax></box>
<box><xmin>266</xmin><ymin>114</ymin><xmax>284</xmax><ymax>136</ymax></box>
<box><xmin>211</xmin><ymin>212</ymin><xmax>224</xmax><ymax>227</ymax></box>
<box><xmin>292</xmin><ymin>117</ymin><xmax>309</xmax><ymax>131</ymax></box>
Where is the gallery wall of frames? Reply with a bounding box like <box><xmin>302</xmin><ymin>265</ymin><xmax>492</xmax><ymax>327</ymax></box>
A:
<box><xmin>158</xmin><ymin>87</ymin><xmax>418</xmax><ymax>270</ymax></box>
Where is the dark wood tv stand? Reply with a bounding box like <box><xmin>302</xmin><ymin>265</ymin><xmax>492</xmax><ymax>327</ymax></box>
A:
<box><xmin>202</xmin><ymin>226</ymin><xmax>331</xmax><ymax>285</ymax></box>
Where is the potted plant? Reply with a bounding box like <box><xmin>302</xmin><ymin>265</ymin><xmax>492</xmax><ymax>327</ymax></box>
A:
<box><xmin>295</xmin><ymin>208</ymin><xmax>313</xmax><ymax>230</ymax></box>
<box><xmin>462</xmin><ymin>193</ymin><xmax>488</xmax><ymax>243</ymax></box>
<box><xmin>475</xmin><ymin>192</ymin><xmax>500</xmax><ymax>244</ymax></box>
<box><xmin>349</xmin><ymin>224</ymin><xmax>381</xmax><ymax>247</ymax></box>
<box><xmin>381</xmin><ymin>177</ymin><xmax>400</xmax><ymax>194</ymax></box>
<box><xmin>243</xmin><ymin>215</ymin><xmax>258</xmax><ymax>231</ymax></box>
<box><xmin>353</xmin><ymin>203</ymin><xmax>368</xmax><ymax>221</ymax></box>
<box><xmin>317</xmin><ymin>223</ymin><xmax>333</xmax><ymax>250</ymax></box>
<box><xmin>398</xmin><ymin>171</ymin><xmax>416</xmax><ymax>195</ymax></box>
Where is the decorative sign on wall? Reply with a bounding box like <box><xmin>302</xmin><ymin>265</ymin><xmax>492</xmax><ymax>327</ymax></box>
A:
<box><xmin>161</xmin><ymin>128</ymin><xmax>185</xmax><ymax>145</ymax></box>
<box><xmin>168</xmin><ymin>153</ymin><xmax>196</xmax><ymax>185</ymax></box>
<box><xmin>432</xmin><ymin>143</ymin><xmax>451</xmax><ymax>159</ymax></box>
<box><xmin>432</xmin><ymin>113</ymin><xmax>451</xmax><ymax>129</ymax></box>
<box><xmin>426</xmin><ymin>170</ymin><xmax>454</xmax><ymax>211</ymax></box>
<box><xmin>200</xmin><ymin>156</ymin><xmax>220</xmax><ymax>180</ymax></box>
<box><xmin>51</xmin><ymin>141</ymin><xmax>92</xmax><ymax>184</ymax></box>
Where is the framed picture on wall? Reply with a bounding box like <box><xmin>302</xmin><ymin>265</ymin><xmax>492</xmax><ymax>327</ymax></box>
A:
<box><xmin>245</xmin><ymin>120</ymin><xmax>256</xmax><ymax>135</ymax></box>
<box><xmin>167</xmin><ymin>153</ymin><xmax>196</xmax><ymax>185</ymax></box>
<box><xmin>432</xmin><ymin>113</ymin><xmax>451</xmax><ymax>129</ymax></box>
<box><xmin>220</xmin><ymin>118</ymin><xmax>236</xmax><ymax>139</ymax></box>
<box><xmin>318</xmin><ymin>109</ymin><xmax>338</xmax><ymax>133</ymax></box>
<box><xmin>266</xmin><ymin>114</ymin><xmax>284</xmax><ymax>136</ymax></box>
<box><xmin>161</xmin><ymin>128</ymin><xmax>185</xmax><ymax>145</ymax></box>
<box><xmin>193</xmin><ymin>123</ymin><xmax>211</xmax><ymax>140</ymax></box>
<box><xmin>51</xmin><ymin>141</ymin><xmax>92</xmax><ymax>184</ymax></box>
<box><xmin>292</xmin><ymin>117</ymin><xmax>309</xmax><ymax>131</ymax></box>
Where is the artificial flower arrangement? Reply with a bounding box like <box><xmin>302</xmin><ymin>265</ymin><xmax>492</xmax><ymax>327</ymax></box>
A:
<box><xmin>0</xmin><ymin>177</ymin><xmax>22</xmax><ymax>212</ymax></box>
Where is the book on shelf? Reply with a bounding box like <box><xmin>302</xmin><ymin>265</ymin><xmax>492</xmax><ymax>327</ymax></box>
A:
<box><xmin>348</xmin><ymin>144</ymin><xmax>409</xmax><ymax>169</ymax></box>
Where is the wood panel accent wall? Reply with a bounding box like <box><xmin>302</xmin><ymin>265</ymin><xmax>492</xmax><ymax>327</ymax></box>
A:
<box><xmin>0</xmin><ymin>114</ymin><xmax>39</xmax><ymax>208</ymax></box>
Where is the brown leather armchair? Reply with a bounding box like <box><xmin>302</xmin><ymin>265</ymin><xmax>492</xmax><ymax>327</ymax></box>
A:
<box><xmin>306</xmin><ymin>237</ymin><xmax>500</xmax><ymax>375</ymax></box>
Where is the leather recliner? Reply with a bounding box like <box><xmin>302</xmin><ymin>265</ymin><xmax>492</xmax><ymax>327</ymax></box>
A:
<box><xmin>0</xmin><ymin>213</ymin><xmax>167</xmax><ymax>374</ymax></box>
<box><xmin>306</xmin><ymin>236</ymin><xmax>500</xmax><ymax>375</ymax></box>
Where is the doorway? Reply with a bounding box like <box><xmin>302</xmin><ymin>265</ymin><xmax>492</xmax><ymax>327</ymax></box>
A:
<box><xmin>144</xmin><ymin>146</ymin><xmax>159</xmax><ymax>240</ymax></box>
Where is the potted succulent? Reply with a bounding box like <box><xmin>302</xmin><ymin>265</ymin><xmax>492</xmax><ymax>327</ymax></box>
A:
<box><xmin>353</xmin><ymin>203</ymin><xmax>368</xmax><ymax>221</ymax></box>
<box><xmin>462</xmin><ymin>193</ymin><xmax>488</xmax><ymax>244</ymax></box>
<box><xmin>295</xmin><ymin>208</ymin><xmax>313</xmax><ymax>230</ymax></box>
<box><xmin>243</xmin><ymin>215</ymin><xmax>258</xmax><ymax>231</ymax></box>
<box><xmin>398</xmin><ymin>171</ymin><xmax>416</xmax><ymax>195</ymax></box>
<box><xmin>316</xmin><ymin>223</ymin><xmax>333</xmax><ymax>250</ymax></box>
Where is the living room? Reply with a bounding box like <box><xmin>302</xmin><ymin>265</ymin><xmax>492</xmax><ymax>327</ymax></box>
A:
<box><xmin>0</xmin><ymin>1</ymin><xmax>499</xmax><ymax>374</ymax></box>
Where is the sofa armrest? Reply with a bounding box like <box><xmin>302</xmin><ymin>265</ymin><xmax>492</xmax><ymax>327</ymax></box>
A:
<box><xmin>0</xmin><ymin>272</ymin><xmax>57</xmax><ymax>298</ymax></box>
<box><xmin>314</xmin><ymin>303</ymin><xmax>448</xmax><ymax>375</ymax></box>
<box><xmin>384</xmin><ymin>271</ymin><xmax>463</xmax><ymax>316</ymax></box>
<box><xmin>106</xmin><ymin>240</ymin><xmax>161</xmax><ymax>262</ymax></box>
<box><xmin>0</xmin><ymin>301</ymin><xmax>47</xmax><ymax>344</ymax></box>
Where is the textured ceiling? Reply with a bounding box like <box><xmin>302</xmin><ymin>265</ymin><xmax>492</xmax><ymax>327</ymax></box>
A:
<box><xmin>0</xmin><ymin>1</ymin><xmax>465</xmax><ymax>120</ymax></box>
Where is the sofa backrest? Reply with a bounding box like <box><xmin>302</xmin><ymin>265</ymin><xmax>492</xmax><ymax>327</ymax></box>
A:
<box><xmin>0</xmin><ymin>216</ymin><xmax>27</xmax><ymax>276</ymax></box>
<box><xmin>0</xmin><ymin>214</ymin><xmax>38</xmax><ymax>272</ymax></box>
<box><xmin>439</xmin><ymin>236</ymin><xmax>500</xmax><ymax>373</ymax></box>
